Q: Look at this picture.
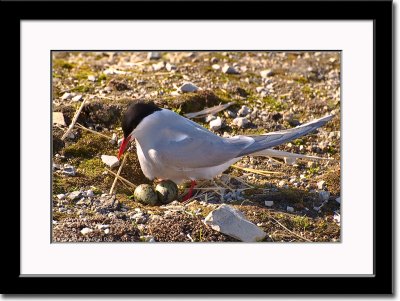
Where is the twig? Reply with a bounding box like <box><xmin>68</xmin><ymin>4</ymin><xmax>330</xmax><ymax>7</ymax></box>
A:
<box><xmin>109</xmin><ymin>154</ymin><xmax>128</xmax><ymax>194</ymax></box>
<box><xmin>76</xmin><ymin>123</ymin><xmax>112</xmax><ymax>140</ymax></box>
<box><xmin>231</xmin><ymin>165</ymin><xmax>283</xmax><ymax>176</ymax></box>
<box><xmin>61</xmin><ymin>98</ymin><xmax>87</xmax><ymax>140</ymax></box>
<box><xmin>184</xmin><ymin>101</ymin><xmax>235</xmax><ymax>119</ymax></box>
<box><xmin>269</xmin><ymin>216</ymin><xmax>312</xmax><ymax>242</ymax></box>
<box><xmin>105</xmin><ymin>166</ymin><xmax>136</xmax><ymax>189</ymax></box>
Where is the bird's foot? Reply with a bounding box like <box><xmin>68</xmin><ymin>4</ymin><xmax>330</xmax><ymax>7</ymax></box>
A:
<box><xmin>181</xmin><ymin>180</ymin><xmax>197</xmax><ymax>202</ymax></box>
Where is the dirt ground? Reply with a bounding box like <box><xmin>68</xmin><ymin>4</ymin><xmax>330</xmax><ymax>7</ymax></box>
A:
<box><xmin>52</xmin><ymin>51</ymin><xmax>341</xmax><ymax>242</ymax></box>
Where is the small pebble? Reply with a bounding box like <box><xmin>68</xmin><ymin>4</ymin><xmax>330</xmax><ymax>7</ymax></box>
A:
<box><xmin>260</xmin><ymin>69</ymin><xmax>273</xmax><ymax>78</ymax></box>
<box><xmin>80</xmin><ymin>228</ymin><xmax>93</xmax><ymax>235</ymax></box>
<box><xmin>205</xmin><ymin>115</ymin><xmax>216</xmax><ymax>122</ymax></box>
<box><xmin>56</xmin><ymin>194</ymin><xmax>65</xmax><ymax>200</ymax></box>
<box><xmin>317</xmin><ymin>180</ymin><xmax>326</xmax><ymax>190</ymax></box>
<box><xmin>212</xmin><ymin>64</ymin><xmax>220</xmax><ymax>70</ymax></box>
<box><xmin>237</xmin><ymin>105</ymin><xmax>250</xmax><ymax>117</ymax></box>
<box><xmin>264</xmin><ymin>201</ymin><xmax>274</xmax><ymax>207</ymax></box>
<box><xmin>86</xmin><ymin>190</ymin><xmax>94</xmax><ymax>197</ymax></box>
<box><xmin>166</xmin><ymin>62</ymin><xmax>177</xmax><ymax>71</ymax></box>
<box><xmin>152</xmin><ymin>61</ymin><xmax>165</xmax><ymax>71</ymax></box>
<box><xmin>68</xmin><ymin>191</ymin><xmax>82</xmax><ymax>201</ymax></box>
<box><xmin>61</xmin><ymin>92</ymin><xmax>72</xmax><ymax>101</ymax></box>
<box><xmin>232</xmin><ymin>117</ymin><xmax>249</xmax><ymax>128</ymax></box>
<box><xmin>87</xmin><ymin>75</ymin><xmax>96</xmax><ymax>82</ymax></box>
<box><xmin>62</xmin><ymin>164</ymin><xmax>76</xmax><ymax>176</ymax></box>
<box><xmin>178</xmin><ymin>82</ymin><xmax>199</xmax><ymax>93</ymax></box>
<box><xmin>147</xmin><ymin>52</ymin><xmax>161</xmax><ymax>60</ymax></box>
<box><xmin>104</xmin><ymin>229</ymin><xmax>110</xmax><ymax>234</ymax></box>
<box><xmin>286</xmin><ymin>206</ymin><xmax>294</xmax><ymax>213</ymax></box>
<box><xmin>209</xmin><ymin>117</ymin><xmax>222</xmax><ymax>131</ymax></box>
<box><xmin>71</xmin><ymin>95</ymin><xmax>83</xmax><ymax>102</ymax></box>
<box><xmin>278</xmin><ymin>180</ymin><xmax>286</xmax><ymax>187</ymax></box>
<box><xmin>222</xmin><ymin>64</ymin><xmax>239</xmax><ymax>74</ymax></box>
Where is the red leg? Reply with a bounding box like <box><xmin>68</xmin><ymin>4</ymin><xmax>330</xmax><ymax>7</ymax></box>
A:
<box><xmin>182</xmin><ymin>180</ymin><xmax>197</xmax><ymax>202</ymax></box>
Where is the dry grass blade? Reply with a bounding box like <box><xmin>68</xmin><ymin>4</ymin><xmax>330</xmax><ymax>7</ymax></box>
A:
<box><xmin>109</xmin><ymin>154</ymin><xmax>129</xmax><ymax>194</ymax></box>
<box><xmin>61</xmin><ymin>98</ymin><xmax>87</xmax><ymax>140</ymax></box>
<box><xmin>105</xmin><ymin>166</ymin><xmax>136</xmax><ymax>189</ymax></box>
<box><xmin>184</xmin><ymin>101</ymin><xmax>235</xmax><ymax>118</ymax></box>
<box><xmin>76</xmin><ymin>123</ymin><xmax>112</xmax><ymax>140</ymax></box>
<box><xmin>231</xmin><ymin>165</ymin><xmax>283</xmax><ymax>176</ymax></box>
<box><xmin>269</xmin><ymin>216</ymin><xmax>312</xmax><ymax>242</ymax></box>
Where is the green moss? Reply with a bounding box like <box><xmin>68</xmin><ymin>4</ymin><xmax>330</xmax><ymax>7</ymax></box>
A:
<box><xmin>78</xmin><ymin>158</ymin><xmax>104</xmax><ymax>177</ymax></box>
<box><xmin>263</xmin><ymin>96</ymin><xmax>288</xmax><ymax>112</ymax></box>
<box><xmin>98</xmin><ymin>74</ymin><xmax>107</xmax><ymax>81</ymax></box>
<box><xmin>302</xmin><ymin>85</ymin><xmax>313</xmax><ymax>97</ymax></box>
<box><xmin>71</xmin><ymin>85</ymin><xmax>92</xmax><ymax>93</ymax></box>
<box><xmin>53</xmin><ymin>59</ymin><xmax>75</xmax><ymax>70</ymax></box>
<box><xmin>292</xmin><ymin>215</ymin><xmax>311</xmax><ymax>231</ymax></box>
<box><xmin>294</xmin><ymin>76</ymin><xmax>308</xmax><ymax>84</ymax></box>
<box><xmin>293</xmin><ymin>138</ymin><xmax>304</xmax><ymax>146</ymax></box>
<box><xmin>63</xmin><ymin>132</ymin><xmax>113</xmax><ymax>159</ymax></box>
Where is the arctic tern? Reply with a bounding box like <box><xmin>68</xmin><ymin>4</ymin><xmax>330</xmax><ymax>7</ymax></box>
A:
<box><xmin>118</xmin><ymin>102</ymin><xmax>333</xmax><ymax>199</ymax></box>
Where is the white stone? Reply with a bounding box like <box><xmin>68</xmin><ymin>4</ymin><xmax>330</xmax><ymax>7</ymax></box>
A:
<box><xmin>278</xmin><ymin>180</ymin><xmax>286</xmax><ymax>187</ymax></box>
<box><xmin>212</xmin><ymin>64</ymin><xmax>221</xmax><ymax>70</ymax></box>
<box><xmin>147</xmin><ymin>52</ymin><xmax>161</xmax><ymax>60</ymax></box>
<box><xmin>86</xmin><ymin>190</ymin><xmax>94</xmax><ymax>197</ymax></box>
<box><xmin>80</xmin><ymin>228</ymin><xmax>93</xmax><ymax>235</ymax></box>
<box><xmin>68</xmin><ymin>191</ymin><xmax>81</xmax><ymax>201</ymax></box>
<box><xmin>232</xmin><ymin>117</ymin><xmax>249</xmax><ymax>128</ymax></box>
<box><xmin>178</xmin><ymin>82</ymin><xmax>199</xmax><ymax>93</ymax></box>
<box><xmin>53</xmin><ymin>112</ymin><xmax>66</xmax><ymax>126</ymax></box>
<box><xmin>61</xmin><ymin>92</ymin><xmax>72</xmax><ymax>100</ymax></box>
<box><xmin>101</xmin><ymin>155</ymin><xmax>120</xmax><ymax>168</ymax></box>
<box><xmin>237</xmin><ymin>105</ymin><xmax>250</xmax><ymax>117</ymax></box>
<box><xmin>56</xmin><ymin>194</ymin><xmax>65</xmax><ymax>200</ymax></box>
<box><xmin>260</xmin><ymin>69</ymin><xmax>273</xmax><ymax>78</ymax></box>
<box><xmin>97</xmin><ymin>224</ymin><xmax>110</xmax><ymax>230</ymax></box>
<box><xmin>152</xmin><ymin>61</ymin><xmax>165</xmax><ymax>71</ymax></box>
<box><xmin>264</xmin><ymin>201</ymin><xmax>274</xmax><ymax>207</ymax></box>
<box><xmin>87</xmin><ymin>75</ymin><xmax>96</xmax><ymax>82</ymax></box>
<box><xmin>222</xmin><ymin>64</ymin><xmax>239</xmax><ymax>74</ymax></box>
<box><xmin>205</xmin><ymin>115</ymin><xmax>216</xmax><ymax>122</ymax></box>
<box><xmin>286</xmin><ymin>206</ymin><xmax>294</xmax><ymax>213</ymax></box>
<box><xmin>140</xmin><ymin>235</ymin><xmax>156</xmax><ymax>242</ymax></box>
<box><xmin>71</xmin><ymin>94</ymin><xmax>83</xmax><ymax>102</ymax></box>
<box><xmin>62</xmin><ymin>165</ymin><xmax>76</xmax><ymax>176</ymax></box>
<box><xmin>317</xmin><ymin>180</ymin><xmax>326</xmax><ymax>190</ymax></box>
<box><xmin>104</xmin><ymin>228</ymin><xmax>110</xmax><ymax>234</ymax></box>
<box><xmin>209</xmin><ymin>117</ymin><xmax>222</xmax><ymax>131</ymax></box>
<box><xmin>204</xmin><ymin>204</ymin><xmax>267</xmax><ymax>242</ymax></box>
<box><xmin>166</xmin><ymin>62</ymin><xmax>177</xmax><ymax>71</ymax></box>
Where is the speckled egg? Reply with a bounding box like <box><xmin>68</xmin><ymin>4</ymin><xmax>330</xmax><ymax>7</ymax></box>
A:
<box><xmin>134</xmin><ymin>184</ymin><xmax>158</xmax><ymax>205</ymax></box>
<box><xmin>155</xmin><ymin>180</ymin><xmax>179</xmax><ymax>204</ymax></box>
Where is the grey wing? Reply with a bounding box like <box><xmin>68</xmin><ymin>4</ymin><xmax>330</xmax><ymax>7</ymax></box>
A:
<box><xmin>156</xmin><ymin>118</ymin><xmax>254</xmax><ymax>169</ymax></box>
<box><xmin>237</xmin><ymin>115</ymin><xmax>333</xmax><ymax>157</ymax></box>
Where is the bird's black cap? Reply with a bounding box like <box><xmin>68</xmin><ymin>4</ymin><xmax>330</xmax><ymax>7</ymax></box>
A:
<box><xmin>121</xmin><ymin>102</ymin><xmax>161</xmax><ymax>138</ymax></box>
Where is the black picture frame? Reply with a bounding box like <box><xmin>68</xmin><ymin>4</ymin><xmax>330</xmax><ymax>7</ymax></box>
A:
<box><xmin>3</xmin><ymin>0</ymin><xmax>393</xmax><ymax>295</ymax></box>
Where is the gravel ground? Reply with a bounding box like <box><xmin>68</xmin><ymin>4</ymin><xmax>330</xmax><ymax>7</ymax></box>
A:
<box><xmin>52</xmin><ymin>51</ymin><xmax>340</xmax><ymax>242</ymax></box>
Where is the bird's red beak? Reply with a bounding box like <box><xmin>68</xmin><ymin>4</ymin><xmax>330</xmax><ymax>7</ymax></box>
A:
<box><xmin>118</xmin><ymin>136</ymin><xmax>131</xmax><ymax>160</ymax></box>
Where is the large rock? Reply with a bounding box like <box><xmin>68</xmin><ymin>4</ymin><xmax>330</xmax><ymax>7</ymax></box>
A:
<box><xmin>204</xmin><ymin>204</ymin><xmax>267</xmax><ymax>242</ymax></box>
